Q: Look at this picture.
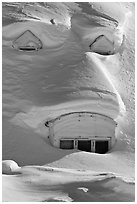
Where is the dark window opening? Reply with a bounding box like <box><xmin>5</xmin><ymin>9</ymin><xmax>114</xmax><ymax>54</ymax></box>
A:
<box><xmin>95</xmin><ymin>140</ymin><xmax>109</xmax><ymax>154</ymax></box>
<box><xmin>50</xmin><ymin>19</ymin><xmax>55</xmax><ymax>24</ymax></box>
<box><xmin>59</xmin><ymin>138</ymin><xmax>110</xmax><ymax>154</ymax></box>
<box><xmin>19</xmin><ymin>47</ymin><xmax>39</xmax><ymax>51</ymax></box>
<box><xmin>78</xmin><ymin>140</ymin><xmax>91</xmax><ymax>152</ymax></box>
<box><xmin>60</xmin><ymin>140</ymin><xmax>74</xmax><ymax>149</ymax></box>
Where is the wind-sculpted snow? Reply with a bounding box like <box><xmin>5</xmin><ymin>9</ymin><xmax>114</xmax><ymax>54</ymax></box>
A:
<box><xmin>2</xmin><ymin>2</ymin><xmax>135</xmax><ymax>202</ymax></box>
<box><xmin>2</xmin><ymin>159</ymin><xmax>134</xmax><ymax>202</ymax></box>
<box><xmin>3</xmin><ymin>2</ymin><xmax>126</xmax><ymax>54</ymax></box>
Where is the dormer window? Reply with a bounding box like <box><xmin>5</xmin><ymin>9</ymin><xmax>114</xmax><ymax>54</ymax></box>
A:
<box><xmin>12</xmin><ymin>30</ymin><xmax>42</xmax><ymax>52</ymax></box>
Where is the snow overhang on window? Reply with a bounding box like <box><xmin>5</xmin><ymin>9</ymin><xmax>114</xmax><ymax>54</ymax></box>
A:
<box><xmin>12</xmin><ymin>30</ymin><xmax>42</xmax><ymax>52</ymax></box>
<box><xmin>89</xmin><ymin>35</ymin><xmax>114</xmax><ymax>55</ymax></box>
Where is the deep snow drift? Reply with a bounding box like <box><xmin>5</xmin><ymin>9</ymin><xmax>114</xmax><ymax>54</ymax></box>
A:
<box><xmin>2</xmin><ymin>2</ymin><xmax>135</xmax><ymax>202</ymax></box>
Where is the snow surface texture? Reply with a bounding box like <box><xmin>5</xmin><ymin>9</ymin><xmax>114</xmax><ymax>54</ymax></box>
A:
<box><xmin>2</xmin><ymin>2</ymin><xmax>135</xmax><ymax>202</ymax></box>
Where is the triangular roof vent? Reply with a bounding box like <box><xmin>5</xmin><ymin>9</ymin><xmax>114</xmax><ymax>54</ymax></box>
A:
<box><xmin>12</xmin><ymin>30</ymin><xmax>42</xmax><ymax>51</ymax></box>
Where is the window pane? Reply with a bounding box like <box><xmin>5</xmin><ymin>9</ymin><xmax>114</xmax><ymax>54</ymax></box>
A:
<box><xmin>60</xmin><ymin>140</ymin><xmax>74</xmax><ymax>149</ymax></box>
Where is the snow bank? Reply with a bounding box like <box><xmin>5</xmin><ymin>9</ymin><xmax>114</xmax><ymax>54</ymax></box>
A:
<box><xmin>49</xmin><ymin>151</ymin><xmax>134</xmax><ymax>182</ymax></box>
<box><xmin>2</xmin><ymin>160</ymin><xmax>21</xmax><ymax>174</ymax></box>
<box><xmin>3</xmin><ymin>160</ymin><xmax>112</xmax><ymax>202</ymax></box>
<box><xmin>2</xmin><ymin>156</ymin><xmax>134</xmax><ymax>201</ymax></box>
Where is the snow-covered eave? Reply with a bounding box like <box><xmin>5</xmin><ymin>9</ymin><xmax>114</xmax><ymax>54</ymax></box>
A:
<box><xmin>45</xmin><ymin>111</ymin><xmax>117</xmax><ymax>127</ymax></box>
